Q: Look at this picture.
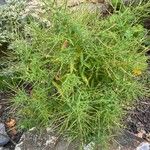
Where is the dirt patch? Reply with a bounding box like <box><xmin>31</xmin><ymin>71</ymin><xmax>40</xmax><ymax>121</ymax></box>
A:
<box><xmin>126</xmin><ymin>98</ymin><xmax>150</xmax><ymax>136</ymax></box>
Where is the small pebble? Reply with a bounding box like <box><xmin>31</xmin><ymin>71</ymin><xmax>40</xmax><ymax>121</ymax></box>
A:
<box><xmin>84</xmin><ymin>142</ymin><xmax>95</xmax><ymax>150</ymax></box>
<box><xmin>0</xmin><ymin>123</ymin><xmax>9</xmax><ymax>146</ymax></box>
<box><xmin>136</xmin><ymin>142</ymin><xmax>150</xmax><ymax>150</ymax></box>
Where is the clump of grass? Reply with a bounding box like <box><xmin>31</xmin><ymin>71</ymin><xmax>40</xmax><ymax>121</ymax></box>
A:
<box><xmin>10</xmin><ymin>2</ymin><xmax>148</xmax><ymax>148</ymax></box>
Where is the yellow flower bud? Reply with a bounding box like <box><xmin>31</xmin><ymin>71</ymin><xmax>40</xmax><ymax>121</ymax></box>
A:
<box><xmin>132</xmin><ymin>68</ymin><xmax>142</xmax><ymax>76</ymax></box>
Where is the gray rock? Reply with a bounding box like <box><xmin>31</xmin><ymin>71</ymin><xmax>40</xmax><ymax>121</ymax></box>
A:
<box><xmin>15</xmin><ymin>127</ymin><xmax>79</xmax><ymax>150</ymax></box>
<box><xmin>136</xmin><ymin>142</ymin><xmax>150</xmax><ymax>150</ymax></box>
<box><xmin>0</xmin><ymin>123</ymin><xmax>9</xmax><ymax>146</ymax></box>
<box><xmin>84</xmin><ymin>142</ymin><xmax>95</xmax><ymax>150</ymax></box>
<box><xmin>0</xmin><ymin>0</ymin><xmax>6</xmax><ymax>5</ymax></box>
<box><xmin>70</xmin><ymin>3</ymin><xmax>109</xmax><ymax>15</ymax></box>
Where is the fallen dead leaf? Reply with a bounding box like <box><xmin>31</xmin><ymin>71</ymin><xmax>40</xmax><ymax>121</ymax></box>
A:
<box><xmin>61</xmin><ymin>40</ymin><xmax>69</xmax><ymax>49</ymax></box>
<box><xmin>135</xmin><ymin>130</ymin><xmax>146</xmax><ymax>138</ymax></box>
<box><xmin>6</xmin><ymin>118</ymin><xmax>16</xmax><ymax>128</ymax></box>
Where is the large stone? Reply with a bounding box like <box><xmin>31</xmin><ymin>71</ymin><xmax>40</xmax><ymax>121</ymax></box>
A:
<box><xmin>0</xmin><ymin>123</ymin><xmax>9</xmax><ymax>146</ymax></box>
<box><xmin>136</xmin><ymin>142</ymin><xmax>150</xmax><ymax>150</ymax></box>
<box><xmin>15</xmin><ymin>127</ymin><xmax>147</xmax><ymax>150</ymax></box>
<box><xmin>55</xmin><ymin>0</ymin><xmax>84</xmax><ymax>7</ymax></box>
<box><xmin>56</xmin><ymin>0</ymin><xmax>107</xmax><ymax>7</ymax></box>
<box><xmin>15</xmin><ymin>127</ymin><xmax>79</xmax><ymax>150</ymax></box>
<box><xmin>22</xmin><ymin>0</ymin><xmax>110</xmax><ymax>27</ymax></box>
<box><xmin>70</xmin><ymin>2</ymin><xmax>109</xmax><ymax>15</ymax></box>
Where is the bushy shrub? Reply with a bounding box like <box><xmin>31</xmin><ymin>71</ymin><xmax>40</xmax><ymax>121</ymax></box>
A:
<box><xmin>0</xmin><ymin>0</ymin><xmax>26</xmax><ymax>44</ymax></box>
<box><xmin>11</xmin><ymin>3</ymin><xmax>148</xmax><ymax>148</ymax></box>
<box><xmin>0</xmin><ymin>0</ymin><xmax>25</xmax><ymax>90</ymax></box>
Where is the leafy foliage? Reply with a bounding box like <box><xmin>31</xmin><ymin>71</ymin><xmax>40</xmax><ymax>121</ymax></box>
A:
<box><xmin>10</xmin><ymin>2</ymin><xmax>148</xmax><ymax>148</ymax></box>
<box><xmin>0</xmin><ymin>0</ymin><xmax>25</xmax><ymax>90</ymax></box>
<box><xmin>0</xmin><ymin>0</ymin><xmax>25</xmax><ymax>44</ymax></box>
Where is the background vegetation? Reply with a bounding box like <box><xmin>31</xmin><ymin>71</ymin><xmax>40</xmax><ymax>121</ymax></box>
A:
<box><xmin>0</xmin><ymin>0</ymin><xmax>25</xmax><ymax>90</ymax></box>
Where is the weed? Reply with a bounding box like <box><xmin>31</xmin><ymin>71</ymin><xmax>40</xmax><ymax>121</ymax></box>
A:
<box><xmin>10</xmin><ymin>1</ymin><xmax>149</xmax><ymax>148</ymax></box>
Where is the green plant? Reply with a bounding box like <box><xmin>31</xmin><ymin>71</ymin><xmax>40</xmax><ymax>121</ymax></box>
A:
<box><xmin>109</xmin><ymin>0</ymin><xmax>150</xmax><ymax>14</ymax></box>
<box><xmin>0</xmin><ymin>0</ymin><xmax>26</xmax><ymax>90</ymax></box>
<box><xmin>11</xmin><ymin>3</ymin><xmax>148</xmax><ymax>148</ymax></box>
<box><xmin>0</xmin><ymin>0</ymin><xmax>26</xmax><ymax>44</ymax></box>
